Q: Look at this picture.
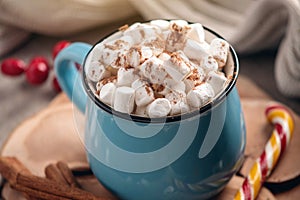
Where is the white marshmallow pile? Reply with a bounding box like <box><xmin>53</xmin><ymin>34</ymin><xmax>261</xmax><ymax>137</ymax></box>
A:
<box><xmin>86</xmin><ymin>20</ymin><xmax>230</xmax><ymax>118</ymax></box>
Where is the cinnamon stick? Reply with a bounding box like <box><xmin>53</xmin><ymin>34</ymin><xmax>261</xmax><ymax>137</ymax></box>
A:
<box><xmin>0</xmin><ymin>157</ymin><xmax>30</xmax><ymax>185</ymax></box>
<box><xmin>17</xmin><ymin>174</ymin><xmax>101</xmax><ymax>200</ymax></box>
<box><xmin>13</xmin><ymin>183</ymin><xmax>70</xmax><ymax>200</ymax></box>
<box><xmin>45</xmin><ymin>163</ymin><xmax>68</xmax><ymax>185</ymax></box>
<box><xmin>0</xmin><ymin>157</ymin><xmax>40</xmax><ymax>200</ymax></box>
<box><xmin>0</xmin><ymin>157</ymin><xmax>111</xmax><ymax>200</ymax></box>
<box><xmin>56</xmin><ymin>161</ymin><xmax>80</xmax><ymax>188</ymax></box>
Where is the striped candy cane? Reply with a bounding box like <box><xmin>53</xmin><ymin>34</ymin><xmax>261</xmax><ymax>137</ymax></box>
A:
<box><xmin>234</xmin><ymin>105</ymin><xmax>294</xmax><ymax>200</ymax></box>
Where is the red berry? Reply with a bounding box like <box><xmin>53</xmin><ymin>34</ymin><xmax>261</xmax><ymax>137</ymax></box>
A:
<box><xmin>1</xmin><ymin>58</ymin><xmax>26</xmax><ymax>76</ymax></box>
<box><xmin>52</xmin><ymin>77</ymin><xmax>62</xmax><ymax>92</ymax></box>
<box><xmin>29</xmin><ymin>56</ymin><xmax>49</xmax><ymax>65</ymax></box>
<box><xmin>52</xmin><ymin>40</ymin><xmax>71</xmax><ymax>59</ymax></box>
<box><xmin>26</xmin><ymin>57</ymin><xmax>50</xmax><ymax>85</ymax></box>
<box><xmin>75</xmin><ymin>63</ymin><xmax>81</xmax><ymax>70</ymax></box>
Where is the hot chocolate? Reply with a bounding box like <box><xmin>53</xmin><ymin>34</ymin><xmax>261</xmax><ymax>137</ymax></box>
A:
<box><xmin>85</xmin><ymin>20</ymin><xmax>231</xmax><ymax>117</ymax></box>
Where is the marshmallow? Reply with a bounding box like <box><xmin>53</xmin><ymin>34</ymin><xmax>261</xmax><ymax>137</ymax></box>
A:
<box><xmin>162</xmin><ymin>30</ymin><xmax>171</xmax><ymax>41</ymax></box>
<box><xmin>88</xmin><ymin>43</ymin><xmax>104</xmax><ymax>62</ymax></box>
<box><xmin>135</xmin><ymin>105</ymin><xmax>148</xmax><ymax>117</ymax></box>
<box><xmin>131</xmin><ymin>79</ymin><xmax>155</xmax><ymax>107</ymax></box>
<box><xmin>141</xmin><ymin>36</ymin><xmax>165</xmax><ymax>56</ymax></box>
<box><xmin>206</xmin><ymin>71</ymin><xmax>228</xmax><ymax>95</ymax></box>
<box><xmin>124</xmin><ymin>24</ymin><xmax>160</xmax><ymax>44</ymax></box>
<box><xmin>165</xmin><ymin>20</ymin><xmax>189</xmax><ymax>52</ymax></box>
<box><xmin>165</xmin><ymin>91</ymin><xmax>190</xmax><ymax>115</ymax></box>
<box><xmin>201</xmin><ymin>41</ymin><xmax>211</xmax><ymax>51</ymax></box>
<box><xmin>131</xmin><ymin>78</ymin><xmax>145</xmax><ymax>90</ymax></box>
<box><xmin>163</xmin><ymin>52</ymin><xmax>191</xmax><ymax>81</ymax></box>
<box><xmin>127</xmin><ymin>46</ymin><xmax>154</xmax><ymax>68</ymax></box>
<box><xmin>140</xmin><ymin>56</ymin><xmax>168</xmax><ymax>84</ymax></box>
<box><xmin>127</xmin><ymin>22</ymin><xmax>142</xmax><ymax>30</ymax></box>
<box><xmin>195</xmin><ymin>67</ymin><xmax>206</xmax><ymax>82</ymax></box>
<box><xmin>126</xmin><ymin>47</ymin><xmax>140</xmax><ymax>68</ymax></box>
<box><xmin>150</xmin><ymin>20</ymin><xmax>170</xmax><ymax>31</ymax></box>
<box><xmin>186</xmin><ymin>83</ymin><xmax>215</xmax><ymax>108</ymax></box>
<box><xmin>147</xmin><ymin>98</ymin><xmax>171</xmax><ymax>118</ymax></box>
<box><xmin>105</xmin><ymin>35</ymin><xmax>134</xmax><ymax>51</ymax></box>
<box><xmin>170</xmin><ymin>20</ymin><xmax>189</xmax><ymax>28</ymax></box>
<box><xmin>183</xmin><ymin>39</ymin><xmax>209</xmax><ymax>62</ymax></box>
<box><xmin>186</xmin><ymin>23</ymin><xmax>205</xmax><ymax>43</ymax></box>
<box><xmin>99</xmin><ymin>83</ymin><xmax>116</xmax><ymax>106</ymax></box>
<box><xmin>96</xmin><ymin>76</ymin><xmax>117</xmax><ymax>91</ymax></box>
<box><xmin>163</xmin><ymin>78</ymin><xmax>186</xmax><ymax>94</ymax></box>
<box><xmin>99</xmin><ymin>35</ymin><xmax>134</xmax><ymax>68</ymax></box>
<box><xmin>209</xmin><ymin>38</ymin><xmax>229</xmax><ymax>68</ymax></box>
<box><xmin>184</xmin><ymin>79</ymin><xmax>195</xmax><ymax>93</ymax></box>
<box><xmin>158</xmin><ymin>52</ymin><xmax>171</xmax><ymax>61</ymax></box>
<box><xmin>176</xmin><ymin>50</ymin><xmax>198</xmax><ymax>70</ymax></box>
<box><xmin>117</xmin><ymin>67</ymin><xmax>138</xmax><ymax>87</ymax></box>
<box><xmin>138</xmin><ymin>46</ymin><xmax>153</xmax><ymax>61</ymax></box>
<box><xmin>184</xmin><ymin>68</ymin><xmax>206</xmax><ymax>92</ymax></box>
<box><xmin>87</xmin><ymin>61</ymin><xmax>111</xmax><ymax>82</ymax></box>
<box><xmin>171</xmin><ymin>101</ymin><xmax>190</xmax><ymax>115</ymax></box>
<box><xmin>114</xmin><ymin>86</ymin><xmax>135</xmax><ymax>113</ymax></box>
<box><xmin>201</xmin><ymin>55</ymin><xmax>218</xmax><ymax>72</ymax></box>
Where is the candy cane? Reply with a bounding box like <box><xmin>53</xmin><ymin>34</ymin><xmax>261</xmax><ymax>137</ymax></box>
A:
<box><xmin>234</xmin><ymin>105</ymin><xmax>294</xmax><ymax>200</ymax></box>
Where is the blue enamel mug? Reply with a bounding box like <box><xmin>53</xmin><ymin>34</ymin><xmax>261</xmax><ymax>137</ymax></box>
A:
<box><xmin>54</xmin><ymin>22</ymin><xmax>246</xmax><ymax>200</ymax></box>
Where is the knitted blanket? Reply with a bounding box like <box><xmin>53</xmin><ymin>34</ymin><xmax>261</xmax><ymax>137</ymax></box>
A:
<box><xmin>129</xmin><ymin>0</ymin><xmax>300</xmax><ymax>98</ymax></box>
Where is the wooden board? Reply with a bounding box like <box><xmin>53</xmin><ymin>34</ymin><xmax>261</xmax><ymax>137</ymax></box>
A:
<box><xmin>2</xmin><ymin>75</ymin><xmax>299</xmax><ymax>199</ymax></box>
<box><xmin>240</xmin><ymin>100</ymin><xmax>300</xmax><ymax>184</ymax></box>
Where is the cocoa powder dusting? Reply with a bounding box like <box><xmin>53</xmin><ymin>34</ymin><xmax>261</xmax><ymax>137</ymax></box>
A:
<box><xmin>101</xmin><ymin>76</ymin><xmax>117</xmax><ymax>85</ymax></box>
<box><xmin>154</xmin><ymin>93</ymin><xmax>164</xmax><ymax>99</ymax></box>
<box><xmin>187</xmin><ymin>69</ymin><xmax>200</xmax><ymax>81</ymax></box>
<box><xmin>145</xmin><ymin>61</ymin><xmax>153</xmax><ymax>74</ymax></box>
<box><xmin>144</xmin><ymin>37</ymin><xmax>165</xmax><ymax>49</ymax></box>
<box><xmin>115</xmin><ymin>56</ymin><xmax>121</xmax><ymax>67</ymax></box>
<box><xmin>170</xmin><ymin>52</ymin><xmax>180</xmax><ymax>61</ymax></box>
<box><xmin>139</xmin><ymin>29</ymin><xmax>145</xmax><ymax>38</ymax></box>
<box><xmin>119</xmin><ymin>24</ymin><xmax>129</xmax><ymax>31</ymax></box>
<box><xmin>115</xmin><ymin>40</ymin><xmax>126</xmax><ymax>48</ymax></box>
<box><xmin>131</xmin><ymin>45</ymin><xmax>142</xmax><ymax>58</ymax></box>
<box><xmin>105</xmin><ymin>40</ymin><xmax>127</xmax><ymax>51</ymax></box>
<box><xmin>104</xmin><ymin>44</ymin><xmax>117</xmax><ymax>50</ymax></box>
<box><xmin>171</xmin><ymin>23</ymin><xmax>183</xmax><ymax>33</ymax></box>
<box><xmin>145</xmin><ymin>85</ymin><xmax>151</xmax><ymax>95</ymax></box>
<box><xmin>151</xmin><ymin>83</ymin><xmax>165</xmax><ymax>93</ymax></box>
<box><xmin>194</xmin><ymin>81</ymin><xmax>204</xmax><ymax>87</ymax></box>
<box><xmin>166</xmin><ymin>23</ymin><xmax>190</xmax><ymax>49</ymax></box>
<box><xmin>133</xmin><ymin>68</ymin><xmax>140</xmax><ymax>76</ymax></box>
<box><xmin>167</xmin><ymin>32</ymin><xmax>185</xmax><ymax>48</ymax></box>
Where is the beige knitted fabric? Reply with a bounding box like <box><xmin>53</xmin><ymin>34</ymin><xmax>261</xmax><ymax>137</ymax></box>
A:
<box><xmin>0</xmin><ymin>0</ymin><xmax>136</xmax><ymax>36</ymax></box>
<box><xmin>129</xmin><ymin>0</ymin><xmax>300</xmax><ymax>98</ymax></box>
<box><xmin>0</xmin><ymin>0</ymin><xmax>136</xmax><ymax>55</ymax></box>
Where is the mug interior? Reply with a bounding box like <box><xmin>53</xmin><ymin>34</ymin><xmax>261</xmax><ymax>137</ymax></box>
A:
<box><xmin>82</xmin><ymin>21</ymin><xmax>239</xmax><ymax>123</ymax></box>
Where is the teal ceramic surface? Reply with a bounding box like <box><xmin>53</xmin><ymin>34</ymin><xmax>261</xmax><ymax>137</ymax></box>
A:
<box><xmin>54</xmin><ymin>24</ymin><xmax>246</xmax><ymax>200</ymax></box>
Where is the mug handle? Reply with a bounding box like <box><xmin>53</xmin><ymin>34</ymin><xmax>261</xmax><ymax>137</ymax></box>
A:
<box><xmin>54</xmin><ymin>42</ymin><xmax>92</xmax><ymax>113</ymax></box>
